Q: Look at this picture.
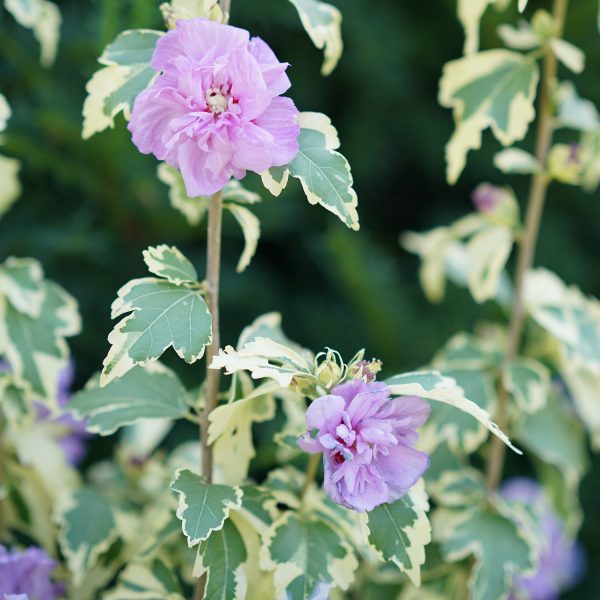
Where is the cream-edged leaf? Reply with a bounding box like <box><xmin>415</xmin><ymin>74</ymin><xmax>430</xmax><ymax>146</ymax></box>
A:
<box><xmin>0</xmin><ymin>279</ymin><xmax>80</xmax><ymax>407</ymax></box>
<box><xmin>82</xmin><ymin>29</ymin><xmax>161</xmax><ymax>139</ymax></box>
<box><xmin>466</xmin><ymin>225</ymin><xmax>513</xmax><ymax>303</ymax></box>
<box><xmin>0</xmin><ymin>257</ymin><xmax>45</xmax><ymax>317</ymax></box>
<box><xmin>439</xmin><ymin>50</ymin><xmax>539</xmax><ymax>183</ymax></box>
<box><xmin>385</xmin><ymin>370</ymin><xmax>520</xmax><ymax>453</ymax></box>
<box><xmin>142</xmin><ymin>244</ymin><xmax>198</xmax><ymax>285</ymax></box>
<box><xmin>364</xmin><ymin>479</ymin><xmax>431</xmax><ymax>586</ymax></box>
<box><xmin>259</xmin><ymin>512</ymin><xmax>358</xmax><ymax>599</ymax></box>
<box><xmin>160</xmin><ymin>0</ymin><xmax>224</xmax><ymax>27</ymax></box>
<box><xmin>193</xmin><ymin>517</ymin><xmax>248</xmax><ymax>600</ymax></box>
<box><xmin>4</xmin><ymin>0</ymin><xmax>61</xmax><ymax>66</ymax></box>
<box><xmin>211</xmin><ymin>337</ymin><xmax>313</xmax><ymax>388</ymax></box>
<box><xmin>209</xmin><ymin>381</ymin><xmax>277</xmax><ymax>485</ymax></box>
<box><xmin>556</xmin><ymin>82</ymin><xmax>600</xmax><ymax>132</ymax></box>
<box><xmin>436</xmin><ymin>504</ymin><xmax>536</xmax><ymax>600</ymax></box>
<box><xmin>262</xmin><ymin>112</ymin><xmax>359</xmax><ymax>231</ymax></box>
<box><xmin>56</xmin><ymin>487</ymin><xmax>118</xmax><ymax>586</ymax></box>
<box><xmin>104</xmin><ymin>559</ymin><xmax>184</xmax><ymax>600</ymax></box>
<box><xmin>518</xmin><ymin>0</ymin><xmax>529</xmax><ymax>11</ymax></box>
<box><xmin>497</xmin><ymin>22</ymin><xmax>540</xmax><ymax>50</ymax></box>
<box><xmin>170</xmin><ymin>468</ymin><xmax>243</xmax><ymax>547</ymax></box>
<box><xmin>225</xmin><ymin>203</ymin><xmax>261</xmax><ymax>273</ymax></box>
<box><xmin>69</xmin><ymin>363</ymin><xmax>189</xmax><ymax>435</ymax></box>
<box><xmin>494</xmin><ymin>147</ymin><xmax>540</xmax><ymax>174</ymax></box>
<box><xmin>457</xmin><ymin>0</ymin><xmax>494</xmax><ymax>55</ymax></box>
<box><xmin>101</xmin><ymin>277</ymin><xmax>212</xmax><ymax>385</ymax></box>
<box><xmin>288</xmin><ymin>0</ymin><xmax>343</xmax><ymax>76</ymax></box>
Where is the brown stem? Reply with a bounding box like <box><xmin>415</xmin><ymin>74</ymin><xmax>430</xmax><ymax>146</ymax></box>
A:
<box><xmin>200</xmin><ymin>191</ymin><xmax>223</xmax><ymax>484</ymax></box>
<box><xmin>485</xmin><ymin>0</ymin><xmax>568</xmax><ymax>493</ymax></box>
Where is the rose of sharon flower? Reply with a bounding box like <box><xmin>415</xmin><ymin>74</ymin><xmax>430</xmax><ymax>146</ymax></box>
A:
<box><xmin>501</xmin><ymin>478</ymin><xmax>585</xmax><ymax>600</ymax></box>
<box><xmin>0</xmin><ymin>545</ymin><xmax>64</xmax><ymax>600</ymax></box>
<box><xmin>298</xmin><ymin>380</ymin><xmax>430</xmax><ymax>511</ymax></box>
<box><xmin>129</xmin><ymin>18</ymin><xmax>300</xmax><ymax>196</ymax></box>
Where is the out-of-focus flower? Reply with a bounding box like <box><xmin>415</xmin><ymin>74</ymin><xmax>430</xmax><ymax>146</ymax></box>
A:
<box><xmin>36</xmin><ymin>362</ymin><xmax>90</xmax><ymax>466</ymax></box>
<box><xmin>501</xmin><ymin>477</ymin><xmax>585</xmax><ymax>600</ymax></box>
<box><xmin>471</xmin><ymin>183</ymin><xmax>520</xmax><ymax>227</ymax></box>
<box><xmin>298</xmin><ymin>380</ymin><xmax>430</xmax><ymax>512</ymax></box>
<box><xmin>547</xmin><ymin>143</ymin><xmax>584</xmax><ymax>185</ymax></box>
<box><xmin>129</xmin><ymin>18</ymin><xmax>300</xmax><ymax>196</ymax></box>
<box><xmin>0</xmin><ymin>545</ymin><xmax>64</xmax><ymax>600</ymax></box>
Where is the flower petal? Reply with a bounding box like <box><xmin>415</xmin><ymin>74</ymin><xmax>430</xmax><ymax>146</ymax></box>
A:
<box><xmin>254</xmin><ymin>97</ymin><xmax>300</xmax><ymax>166</ymax></box>
<box><xmin>305</xmin><ymin>394</ymin><xmax>345</xmax><ymax>431</ymax></box>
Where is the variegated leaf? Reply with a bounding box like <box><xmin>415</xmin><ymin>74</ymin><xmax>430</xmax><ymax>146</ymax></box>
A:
<box><xmin>439</xmin><ymin>50</ymin><xmax>539</xmax><ymax>183</ymax></box>
<box><xmin>259</xmin><ymin>512</ymin><xmax>358</xmax><ymax>599</ymax></box>
<box><xmin>503</xmin><ymin>358</ymin><xmax>550</xmax><ymax>413</ymax></box>
<box><xmin>160</xmin><ymin>0</ymin><xmax>224</xmax><ymax>28</ymax></box>
<box><xmin>142</xmin><ymin>244</ymin><xmax>198</xmax><ymax>285</ymax></box>
<box><xmin>69</xmin><ymin>363</ymin><xmax>189</xmax><ymax>435</ymax></box>
<box><xmin>494</xmin><ymin>148</ymin><xmax>540</xmax><ymax>174</ymax></box>
<box><xmin>170</xmin><ymin>468</ymin><xmax>243</xmax><ymax>547</ymax></box>
<box><xmin>82</xmin><ymin>29</ymin><xmax>161</xmax><ymax>139</ymax></box>
<box><xmin>457</xmin><ymin>0</ymin><xmax>494</xmax><ymax>55</ymax></box>
<box><xmin>288</xmin><ymin>0</ymin><xmax>343</xmax><ymax>76</ymax></box>
<box><xmin>4</xmin><ymin>0</ymin><xmax>61</xmax><ymax>66</ymax></box>
<box><xmin>364</xmin><ymin>479</ymin><xmax>431</xmax><ymax>586</ymax></box>
<box><xmin>0</xmin><ymin>257</ymin><xmax>45</xmax><ymax>317</ymax></box>
<box><xmin>56</xmin><ymin>487</ymin><xmax>118</xmax><ymax>586</ymax></box>
<box><xmin>104</xmin><ymin>559</ymin><xmax>184</xmax><ymax>600</ymax></box>
<box><xmin>225</xmin><ymin>203</ymin><xmax>260</xmax><ymax>273</ymax></box>
<box><xmin>261</xmin><ymin>112</ymin><xmax>359</xmax><ymax>231</ymax></box>
<box><xmin>385</xmin><ymin>370</ymin><xmax>519</xmax><ymax>453</ymax></box>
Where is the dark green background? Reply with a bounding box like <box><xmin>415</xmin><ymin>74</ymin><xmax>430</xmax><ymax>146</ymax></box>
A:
<box><xmin>0</xmin><ymin>0</ymin><xmax>598</xmax><ymax>596</ymax></box>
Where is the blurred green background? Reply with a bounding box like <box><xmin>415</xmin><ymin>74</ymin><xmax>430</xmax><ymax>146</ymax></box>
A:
<box><xmin>1</xmin><ymin>0</ymin><xmax>599</xmax><ymax>596</ymax></box>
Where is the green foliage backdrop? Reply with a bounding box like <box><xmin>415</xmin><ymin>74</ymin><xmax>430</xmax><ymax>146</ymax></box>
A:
<box><xmin>1</xmin><ymin>0</ymin><xmax>599</xmax><ymax>596</ymax></box>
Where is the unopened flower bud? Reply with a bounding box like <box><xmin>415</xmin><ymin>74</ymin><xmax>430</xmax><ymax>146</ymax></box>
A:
<box><xmin>348</xmin><ymin>359</ymin><xmax>382</xmax><ymax>383</ymax></box>
<box><xmin>472</xmin><ymin>183</ymin><xmax>519</xmax><ymax>227</ymax></box>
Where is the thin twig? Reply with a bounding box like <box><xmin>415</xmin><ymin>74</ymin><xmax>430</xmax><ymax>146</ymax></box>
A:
<box><xmin>485</xmin><ymin>0</ymin><xmax>569</xmax><ymax>493</ymax></box>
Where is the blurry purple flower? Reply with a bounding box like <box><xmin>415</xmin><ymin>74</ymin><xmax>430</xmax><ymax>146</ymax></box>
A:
<box><xmin>129</xmin><ymin>18</ymin><xmax>300</xmax><ymax>196</ymax></box>
<box><xmin>36</xmin><ymin>362</ymin><xmax>90</xmax><ymax>466</ymax></box>
<box><xmin>501</xmin><ymin>477</ymin><xmax>585</xmax><ymax>600</ymax></box>
<box><xmin>472</xmin><ymin>183</ymin><xmax>504</xmax><ymax>213</ymax></box>
<box><xmin>0</xmin><ymin>545</ymin><xmax>64</xmax><ymax>600</ymax></box>
<box><xmin>298</xmin><ymin>380</ymin><xmax>430</xmax><ymax>512</ymax></box>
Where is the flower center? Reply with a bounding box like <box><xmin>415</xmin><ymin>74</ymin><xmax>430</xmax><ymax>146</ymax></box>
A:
<box><xmin>206</xmin><ymin>87</ymin><xmax>229</xmax><ymax>115</ymax></box>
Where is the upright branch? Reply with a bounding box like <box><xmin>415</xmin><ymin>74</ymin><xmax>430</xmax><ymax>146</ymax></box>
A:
<box><xmin>200</xmin><ymin>191</ymin><xmax>223</xmax><ymax>484</ymax></box>
<box><xmin>486</xmin><ymin>0</ymin><xmax>569</xmax><ymax>493</ymax></box>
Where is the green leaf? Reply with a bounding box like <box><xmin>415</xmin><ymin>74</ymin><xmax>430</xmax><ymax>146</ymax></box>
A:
<box><xmin>170</xmin><ymin>468</ymin><xmax>243</xmax><ymax>547</ymax></box>
<box><xmin>428</xmin><ymin>468</ymin><xmax>486</xmax><ymax>508</ymax></box>
<box><xmin>101</xmin><ymin>273</ymin><xmax>211</xmax><ymax>385</ymax></box>
<box><xmin>104</xmin><ymin>559</ymin><xmax>184</xmax><ymax>600</ymax></box>
<box><xmin>287</xmin><ymin>0</ymin><xmax>342</xmax><ymax>76</ymax></box>
<box><xmin>0</xmin><ymin>257</ymin><xmax>45</xmax><ymax>317</ymax></box>
<box><xmin>142</xmin><ymin>244</ymin><xmax>198</xmax><ymax>285</ymax></box>
<box><xmin>385</xmin><ymin>370</ymin><xmax>518</xmax><ymax>453</ymax></box>
<box><xmin>57</xmin><ymin>487</ymin><xmax>118</xmax><ymax>585</ymax></box>
<box><xmin>433</xmin><ymin>332</ymin><xmax>502</xmax><ymax>370</ymax></box>
<box><xmin>494</xmin><ymin>147</ymin><xmax>540</xmax><ymax>174</ymax></box>
<box><xmin>0</xmin><ymin>279</ymin><xmax>80</xmax><ymax>406</ymax></box>
<box><xmin>439</xmin><ymin>50</ymin><xmax>539</xmax><ymax>183</ymax></box>
<box><xmin>4</xmin><ymin>0</ymin><xmax>61</xmax><ymax>66</ymax></box>
<box><xmin>365</xmin><ymin>480</ymin><xmax>431</xmax><ymax>586</ymax></box>
<box><xmin>260</xmin><ymin>512</ymin><xmax>357</xmax><ymax>599</ymax></box>
<box><xmin>262</xmin><ymin>112</ymin><xmax>359</xmax><ymax>231</ymax></box>
<box><xmin>517</xmin><ymin>391</ymin><xmax>587</xmax><ymax>488</ymax></box>
<box><xmin>225</xmin><ymin>203</ymin><xmax>261</xmax><ymax>274</ymax></box>
<box><xmin>82</xmin><ymin>29</ymin><xmax>161</xmax><ymax>139</ymax></box>
<box><xmin>503</xmin><ymin>357</ymin><xmax>550</xmax><ymax>413</ymax></box>
<box><xmin>194</xmin><ymin>518</ymin><xmax>248</xmax><ymax>600</ymax></box>
<box><xmin>466</xmin><ymin>225</ymin><xmax>513</xmax><ymax>303</ymax></box>
<box><xmin>208</xmin><ymin>381</ymin><xmax>277</xmax><ymax>484</ymax></box>
<box><xmin>436</xmin><ymin>504</ymin><xmax>536</xmax><ymax>600</ymax></box>
<box><xmin>69</xmin><ymin>363</ymin><xmax>189</xmax><ymax>435</ymax></box>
